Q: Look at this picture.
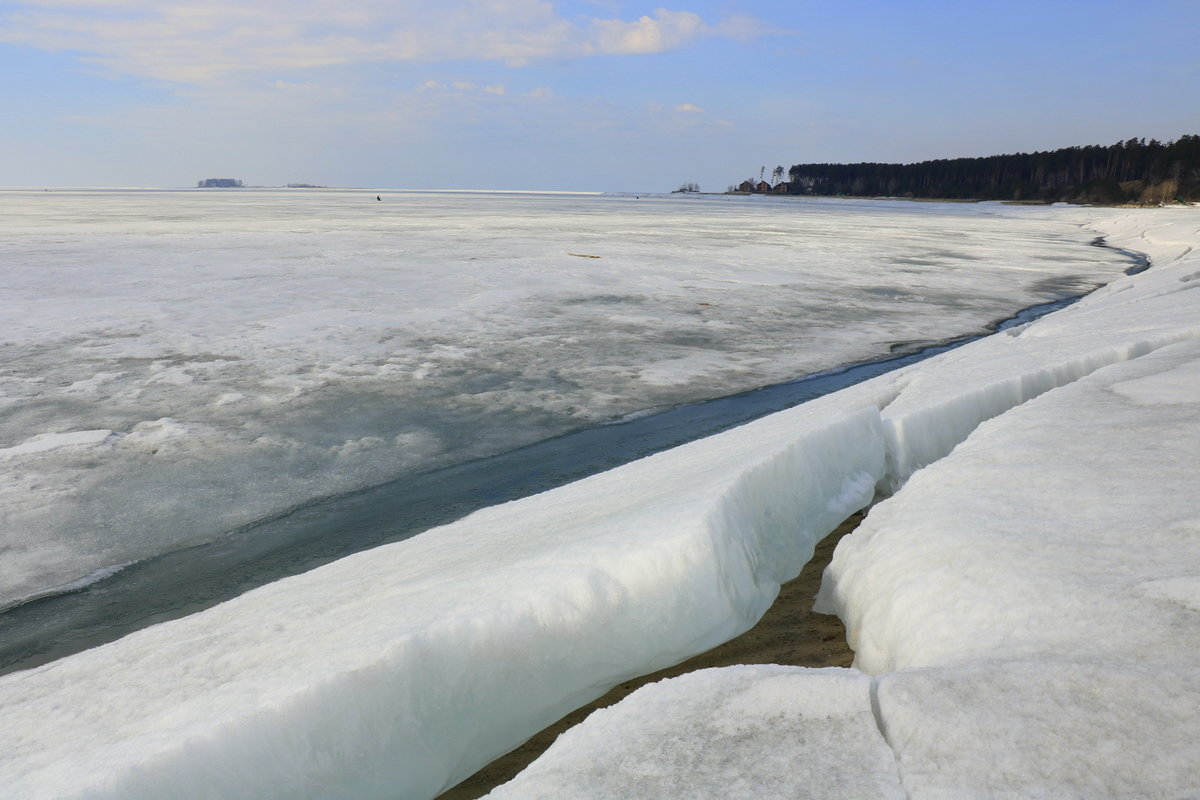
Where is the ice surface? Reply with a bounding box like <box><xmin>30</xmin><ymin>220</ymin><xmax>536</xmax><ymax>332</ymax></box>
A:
<box><xmin>0</xmin><ymin>383</ymin><xmax>891</xmax><ymax>799</ymax></box>
<box><xmin>875</xmin><ymin>659</ymin><xmax>1200</xmax><ymax>800</ymax></box>
<box><xmin>485</xmin><ymin>209</ymin><xmax>1200</xmax><ymax>799</ymax></box>
<box><xmin>871</xmin><ymin>253</ymin><xmax>1199</xmax><ymax>491</ymax></box>
<box><xmin>812</xmin><ymin>213</ymin><xmax>1200</xmax><ymax>797</ymax></box>
<box><xmin>0</xmin><ymin>203</ymin><xmax>1193</xmax><ymax>800</ymax></box>
<box><xmin>485</xmin><ymin>666</ymin><xmax>906</xmax><ymax>800</ymax></box>
<box><xmin>0</xmin><ymin>429</ymin><xmax>115</xmax><ymax>457</ymax></box>
<box><xmin>0</xmin><ymin>188</ymin><xmax>1133</xmax><ymax>607</ymax></box>
<box><xmin>823</xmin><ymin>338</ymin><xmax>1200</xmax><ymax>674</ymax></box>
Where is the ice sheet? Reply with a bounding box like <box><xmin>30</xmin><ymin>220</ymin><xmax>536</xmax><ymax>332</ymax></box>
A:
<box><xmin>0</xmin><ymin>189</ymin><xmax>1132</xmax><ymax>607</ymax></box>
<box><xmin>814</xmin><ymin>215</ymin><xmax>1200</xmax><ymax>797</ymax></box>
<box><xmin>876</xmin><ymin>659</ymin><xmax>1200</xmax><ymax>800</ymax></box>
<box><xmin>0</xmin><ymin>382</ymin><xmax>890</xmax><ymax>799</ymax></box>
<box><xmin>486</xmin><ymin>666</ymin><xmax>906</xmax><ymax>800</ymax></box>
<box><xmin>0</xmin><ymin>203</ymin><xmax>1192</xmax><ymax>800</ymax></box>
<box><xmin>485</xmin><ymin>209</ymin><xmax>1200</xmax><ymax>799</ymax></box>
<box><xmin>823</xmin><ymin>338</ymin><xmax>1200</xmax><ymax>674</ymax></box>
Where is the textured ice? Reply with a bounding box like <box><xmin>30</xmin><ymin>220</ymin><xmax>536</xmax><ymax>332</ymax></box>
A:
<box><xmin>485</xmin><ymin>210</ymin><xmax>1200</xmax><ymax>799</ymax></box>
<box><xmin>0</xmin><ymin>385</ymin><xmax>890</xmax><ymax>799</ymax></box>
<box><xmin>0</xmin><ymin>429</ymin><xmax>115</xmax><ymax>457</ymax></box>
<box><xmin>0</xmin><ymin>188</ymin><xmax>1133</xmax><ymax>608</ymax></box>
<box><xmin>875</xmin><ymin>659</ymin><xmax>1200</xmax><ymax>800</ymax></box>
<box><xmin>823</xmin><ymin>338</ymin><xmax>1200</xmax><ymax>674</ymax></box>
<box><xmin>485</xmin><ymin>666</ymin><xmax>906</xmax><ymax>800</ymax></box>
<box><xmin>0</xmin><ymin>205</ymin><xmax>1195</xmax><ymax>800</ymax></box>
<box><xmin>815</xmin><ymin>214</ymin><xmax>1200</xmax><ymax>798</ymax></box>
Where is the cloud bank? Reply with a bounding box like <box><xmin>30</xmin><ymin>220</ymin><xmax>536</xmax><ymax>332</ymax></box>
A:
<box><xmin>1</xmin><ymin>1</ymin><xmax>762</xmax><ymax>84</ymax></box>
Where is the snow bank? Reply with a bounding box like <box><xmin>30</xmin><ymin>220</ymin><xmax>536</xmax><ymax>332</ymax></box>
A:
<box><xmin>492</xmin><ymin>209</ymin><xmax>1198</xmax><ymax>799</ymax></box>
<box><xmin>823</xmin><ymin>337</ymin><xmax>1200</xmax><ymax>674</ymax></box>
<box><xmin>818</xmin><ymin>330</ymin><xmax>1200</xmax><ymax>797</ymax></box>
<box><xmin>873</xmin><ymin>212</ymin><xmax>1200</xmax><ymax>491</ymax></box>
<box><xmin>1</xmin><ymin>208</ymin><xmax>1195</xmax><ymax>799</ymax></box>
<box><xmin>0</xmin><ymin>385</ymin><xmax>891</xmax><ymax>800</ymax></box>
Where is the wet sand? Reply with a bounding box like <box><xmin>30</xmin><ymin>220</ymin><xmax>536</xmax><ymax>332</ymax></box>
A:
<box><xmin>437</xmin><ymin>510</ymin><xmax>864</xmax><ymax>799</ymax></box>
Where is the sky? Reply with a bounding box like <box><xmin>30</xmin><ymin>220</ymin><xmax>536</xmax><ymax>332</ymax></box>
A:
<box><xmin>2</xmin><ymin>0</ymin><xmax>1198</xmax><ymax>192</ymax></box>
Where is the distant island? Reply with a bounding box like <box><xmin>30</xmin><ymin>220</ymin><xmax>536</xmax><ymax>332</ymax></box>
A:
<box><xmin>732</xmin><ymin>135</ymin><xmax>1200</xmax><ymax>204</ymax></box>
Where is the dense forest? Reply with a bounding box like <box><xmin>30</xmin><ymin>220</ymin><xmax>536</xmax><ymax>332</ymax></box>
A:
<box><xmin>742</xmin><ymin>136</ymin><xmax>1200</xmax><ymax>204</ymax></box>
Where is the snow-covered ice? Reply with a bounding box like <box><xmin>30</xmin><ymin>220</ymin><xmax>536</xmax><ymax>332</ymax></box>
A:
<box><xmin>0</xmin><ymin>200</ymin><xmax>1194</xmax><ymax>800</ymax></box>
<box><xmin>491</xmin><ymin>209</ymin><xmax>1200</xmax><ymax>799</ymax></box>
<box><xmin>0</xmin><ymin>188</ymin><xmax>1132</xmax><ymax>608</ymax></box>
<box><xmin>486</xmin><ymin>666</ymin><xmax>906</xmax><ymax>800</ymax></box>
<box><xmin>823</xmin><ymin>336</ymin><xmax>1200</xmax><ymax>674</ymax></box>
<box><xmin>816</xmin><ymin>272</ymin><xmax>1200</xmax><ymax>796</ymax></box>
<box><xmin>0</xmin><ymin>377</ymin><xmax>892</xmax><ymax>799</ymax></box>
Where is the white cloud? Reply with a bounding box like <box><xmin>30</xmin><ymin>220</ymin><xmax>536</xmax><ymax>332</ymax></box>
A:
<box><xmin>416</xmin><ymin>80</ymin><xmax>508</xmax><ymax>97</ymax></box>
<box><xmin>713</xmin><ymin>15</ymin><xmax>787</xmax><ymax>43</ymax></box>
<box><xmin>586</xmin><ymin>10</ymin><xmax>706</xmax><ymax>56</ymax></box>
<box><xmin>0</xmin><ymin>1</ymin><xmax>767</xmax><ymax>85</ymax></box>
<box><xmin>675</xmin><ymin>103</ymin><xmax>704</xmax><ymax>112</ymax></box>
<box><xmin>269</xmin><ymin>79</ymin><xmax>329</xmax><ymax>94</ymax></box>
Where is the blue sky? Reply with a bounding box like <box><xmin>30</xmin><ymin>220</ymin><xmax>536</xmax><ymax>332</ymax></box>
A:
<box><xmin>2</xmin><ymin>0</ymin><xmax>1198</xmax><ymax>192</ymax></box>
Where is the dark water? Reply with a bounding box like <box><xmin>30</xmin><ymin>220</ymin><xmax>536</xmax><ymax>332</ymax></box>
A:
<box><xmin>1091</xmin><ymin>236</ymin><xmax>1152</xmax><ymax>275</ymax></box>
<box><xmin>0</xmin><ymin>281</ymin><xmax>1136</xmax><ymax>675</ymax></box>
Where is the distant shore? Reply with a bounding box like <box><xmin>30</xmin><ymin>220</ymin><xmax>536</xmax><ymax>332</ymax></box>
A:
<box><xmin>716</xmin><ymin>191</ymin><xmax>1195</xmax><ymax>208</ymax></box>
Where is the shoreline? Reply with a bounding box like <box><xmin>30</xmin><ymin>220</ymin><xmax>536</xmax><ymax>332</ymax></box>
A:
<box><xmin>2</xmin><ymin>208</ymin><xmax>1187</xmax><ymax>799</ymax></box>
<box><xmin>715</xmin><ymin>191</ymin><xmax>1196</xmax><ymax>209</ymax></box>
<box><xmin>437</xmin><ymin>510</ymin><xmax>865</xmax><ymax>799</ymax></box>
<box><xmin>442</xmin><ymin>209</ymin><xmax>1200</xmax><ymax>799</ymax></box>
<box><xmin>435</xmin><ymin>229</ymin><xmax>1155</xmax><ymax>798</ymax></box>
<box><xmin>0</xmin><ymin>282</ymin><xmax>1108</xmax><ymax>676</ymax></box>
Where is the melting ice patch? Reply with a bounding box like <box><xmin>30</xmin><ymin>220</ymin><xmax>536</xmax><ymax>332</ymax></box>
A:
<box><xmin>0</xmin><ymin>429</ymin><xmax>115</xmax><ymax>457</ymax></box>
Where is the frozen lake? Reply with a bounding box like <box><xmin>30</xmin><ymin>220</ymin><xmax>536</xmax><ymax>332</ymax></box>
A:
<box><xmin>0</xmin><ymin>189</ymin><xmax>1133</xmax><ymax>616</ymax></box>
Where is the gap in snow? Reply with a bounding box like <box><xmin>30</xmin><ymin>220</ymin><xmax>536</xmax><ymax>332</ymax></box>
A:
<box><xmin>435</xmin><ymin>508</ymin><xmax>868</xmax><ymax>799</ymax></box>
<box><xmin>0</xmin><ymin>291</ymin><xmax>1100</xmax><ymax>676</ymax></box>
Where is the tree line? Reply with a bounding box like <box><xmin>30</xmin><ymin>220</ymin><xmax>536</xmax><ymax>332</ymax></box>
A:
<box><xmin>775</xmin><ymin>135</ymin><xmax>1200</xmax><ymax>204</ymax></box>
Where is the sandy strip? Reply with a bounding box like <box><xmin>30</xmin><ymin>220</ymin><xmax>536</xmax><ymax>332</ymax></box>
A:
<box><xmin>437</xmin><ymin>511</ymin><xmax>864</xmax><ymax>799</ymax></box>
